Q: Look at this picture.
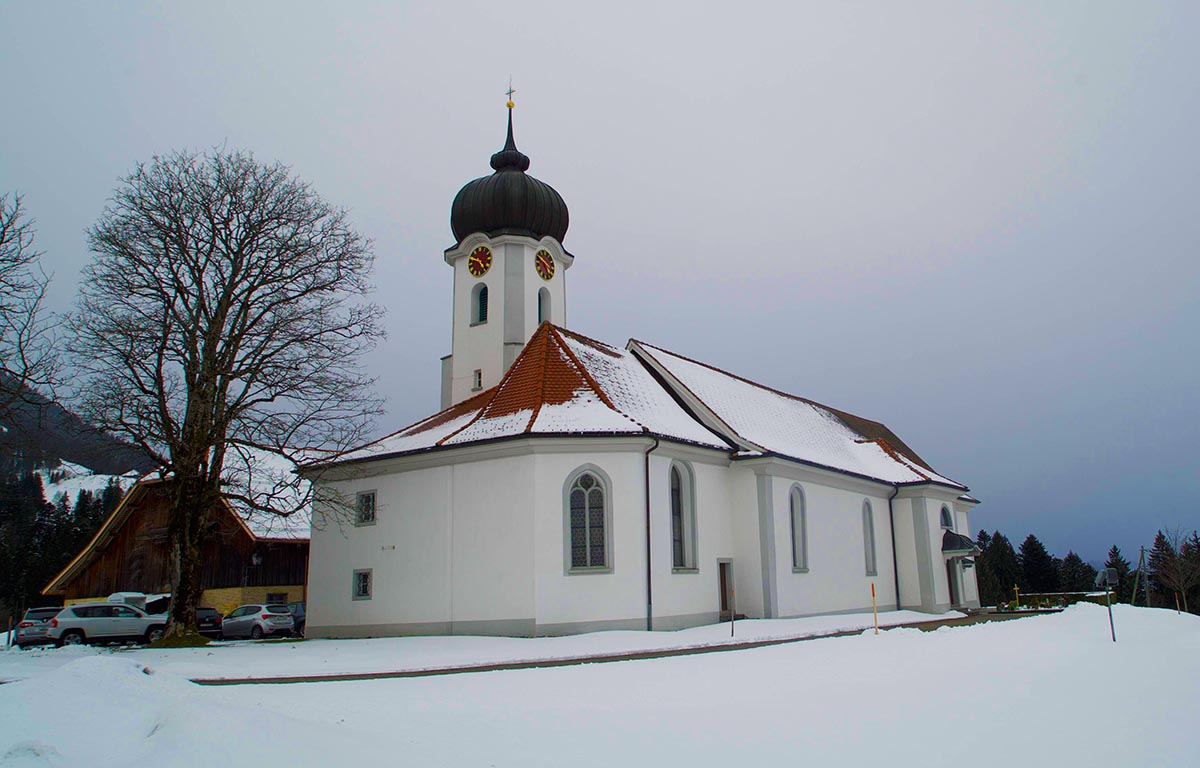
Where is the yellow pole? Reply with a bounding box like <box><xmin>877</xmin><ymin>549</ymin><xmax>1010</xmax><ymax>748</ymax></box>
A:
<box><xmin>1014</xmin><ymin>585</ymin><xmax>1020</xmax><ymax>610</ymax></box>
<box><xmin>871</xmin><ymin>582</ymin><xmax>879</xmax><ymax>635</ymax></box>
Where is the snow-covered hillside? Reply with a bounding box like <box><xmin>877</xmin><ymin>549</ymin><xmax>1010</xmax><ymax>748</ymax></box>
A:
<box><xmin>0</xmin><ymin>604</ymin><xmax>1195</xmax><ymax>767</ymax></box>
<box><xmin>35</xmin><ymin>461</ymin><xmax>139</xmax><ymax>504</ymax></box>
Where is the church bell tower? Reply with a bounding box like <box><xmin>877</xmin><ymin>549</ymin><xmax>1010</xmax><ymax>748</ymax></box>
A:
<box><xmin>440</xmin><ymin>95</ymin><xmax>573</xmax><ymax>408</ymax></box>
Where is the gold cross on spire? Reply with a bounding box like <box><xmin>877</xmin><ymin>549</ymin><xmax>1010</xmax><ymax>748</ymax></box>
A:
<box><xmin>506</xmin><ymin>77</ymin><xmax>515</xmax><ymax>110</ymax></box>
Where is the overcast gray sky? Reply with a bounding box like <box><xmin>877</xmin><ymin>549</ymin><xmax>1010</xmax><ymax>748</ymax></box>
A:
<box><xmin>2</xmin><ymin>1</ymin><xmax>1197</xmax><ymax>563</ymax></box>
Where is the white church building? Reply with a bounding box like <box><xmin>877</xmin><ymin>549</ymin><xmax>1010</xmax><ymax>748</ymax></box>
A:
<box><xmin>303</xmin><ymin>106</ymin><xmax>981</xmax><ymax>638</ymax></box>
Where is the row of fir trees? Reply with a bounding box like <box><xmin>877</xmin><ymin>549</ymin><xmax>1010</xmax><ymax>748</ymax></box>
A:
<box><xmin>973</xmin><ymin>529</ymin><xmax>1200</xmax><ymax>613</ymax></box>
<box><xmin>0</xmin><ymin>462</ymin><xmax>124</xmax><ymax>621</ymax></box>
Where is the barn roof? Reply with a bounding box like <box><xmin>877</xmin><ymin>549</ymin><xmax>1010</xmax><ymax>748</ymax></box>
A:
<box><xmin>42</xmin><ymin>451</ymin><xmax>311</xmax><ymax>597</ymax></box>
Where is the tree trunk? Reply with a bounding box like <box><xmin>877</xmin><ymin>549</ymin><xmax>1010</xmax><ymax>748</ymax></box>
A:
<box><xmin>165</xmin><ymin>475</ymin><xmax>211</xmax><ymax>638</ymax></box>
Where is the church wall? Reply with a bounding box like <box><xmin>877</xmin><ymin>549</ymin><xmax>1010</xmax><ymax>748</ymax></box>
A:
<box><xmin>727</xmin><ymin>467</ymin><xmax>766</xmax><ymax>619</ymax></box>
<box><xmin>891</xmin><ymin>498</ymin><xmax>924</xmax><ymax>609</ymax></box>
<box><xmin>306</xmin><ymin>465</ymin><xmax>454</xmax><ymax>637</ymax></box>
<box><xmin>771</xmin><ymin>480</ymin><xmax>898</xmax><ymax>619</ymax></box>
<box><xmin>954</xmin><ymin>504</ymin><xmax>981</xmax><ymax>607</ymax></box>
<box><xmin>531</xmin><ymin>449</ymin><xmax>650</xmax><ymax>634</ymax></box>
<box><xmin>449</xmin><ymin>455</ymin><xmax>535</xmax><ymax>633</ymax></box>
<box><xmin>647</xmin><ymin>451</ymin><xmax>739</xmax><ymax>630</ymax></box>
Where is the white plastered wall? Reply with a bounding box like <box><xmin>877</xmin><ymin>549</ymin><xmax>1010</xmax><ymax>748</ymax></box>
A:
<box><xmin>771</xmin><ymin>478</ymin><xmax>898</xmax><ymax>618</ymax></box>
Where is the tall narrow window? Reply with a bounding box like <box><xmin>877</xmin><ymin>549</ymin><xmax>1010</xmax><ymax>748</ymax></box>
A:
<box><xmin>568</xmin><ymin>470</ymin><xmax>609</xmax><ymax>570</ymax></box>
<box><xmin>669</xmin><ymin>462</ymin><xmax>697</xmax><ymax>570</ymax></box>
<box><xmin>472</xmin><ymin>283</ymin><xmax>488</xmax><ymax>324</ymax></box>
<box><xmin>790</xmin><ymin>485</ymin><xmax>808</xmax><ymax>571</ymax></box>
<box><xmin>940</xmin><ymin>506</ymin><xmax>954</xmax><ymax>530</ymax></box>
<box><xmin>863</xmin><ymin>500</ymin><xmax>878</xmax><ymax>576</ymax></box>
<box><xmin>538</xmin><ymin>287</ymin><xmax>551</xmax><ymax>325</ymax></box>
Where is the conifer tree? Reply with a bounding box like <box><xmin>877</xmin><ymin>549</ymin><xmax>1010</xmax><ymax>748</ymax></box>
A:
<box><xmin>987</xmin><ymin>531</ymin><xmax>1022</xmax><ymax>604</ymax></box>
<box><xmin>973</xmin><ymin>530</ymin><xmax>1003</xmax><ymax>606</ymax></box>
<box><xmin>1019</xmin><ymin>534</ymin><xmax>1059</xmax><ymax>593</ymax></box>
<box><xmin>1059</xmin><ymin>551</ymin><xmax>1097</xmax><ymax>592</ymax></box>
<box><xmin>1104</xmin><ymin>545</ymin><xmax>1133</xmax><ymax>602</ymax></box>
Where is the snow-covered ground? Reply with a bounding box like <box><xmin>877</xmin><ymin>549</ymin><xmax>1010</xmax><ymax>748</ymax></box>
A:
<box><xmin>0</xmin><ymin>609</ymin><xmax>950</xmax><ymax>683</ymax></box>
<box><xmin>1</xmin><ymin>604</ymin><xmax>1195</xmax><ymax>767</ymax></box>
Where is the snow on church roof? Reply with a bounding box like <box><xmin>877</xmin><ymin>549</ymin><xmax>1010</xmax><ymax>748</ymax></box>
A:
<box><xmin>333</xmin><ymin>325</ymin><xmax>730</xmax><ymax>464</ymax></box>
<box><xmin>631</xmin><ymin>341</ymin><xmax>967</xmax><ymax>490</ymax></box>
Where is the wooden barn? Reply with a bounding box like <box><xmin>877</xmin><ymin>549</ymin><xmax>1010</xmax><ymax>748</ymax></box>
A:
<box><xmin>43</xmin><ymin>476</ymin><xmax>310</xmax><ymax>615</ymax></box>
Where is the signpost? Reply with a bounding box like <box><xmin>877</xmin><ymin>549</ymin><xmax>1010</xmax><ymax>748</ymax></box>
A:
<box><xmin>1095</xmin><ymin>567</ymin><xmax>1119</xmax><ymax>642</ymax></box>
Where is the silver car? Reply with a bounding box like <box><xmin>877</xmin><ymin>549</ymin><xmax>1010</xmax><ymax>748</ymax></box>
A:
<box><xmin>13</xmin><ymin>607</ymin><xmax>62</xmax><ymax>649</ymax></box>
<box><xmin>47</xmin><ymin>603</ymin><xmax>167</xmax><ymax>646</ymax></box>
<box><xmin>220</xmin><ymin>604</ymin><xmax>294</xmax><ymax>639</ymax></box>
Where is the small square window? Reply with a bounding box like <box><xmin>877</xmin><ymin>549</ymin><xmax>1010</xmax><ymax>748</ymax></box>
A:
<box><xmin>353</xmin><ymin>569</ymin><xmax>373</xmax><ymax>600</ymax></box>
<box><xmin>266</xmin><ymin>592</ymin><xmax>287</xmax><ymax>604</ymax></box>
<box><xmin>472</xmin><ymin>369</ymin><xmax>483</xmax><ymax>391</ymax></box>
<box><xmin>355</xmin><ymin>491</ymin><xmax>376</xmax><ymax>526</ymax></box>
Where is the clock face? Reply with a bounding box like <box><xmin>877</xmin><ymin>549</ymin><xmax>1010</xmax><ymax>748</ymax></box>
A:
<box><xmin>467</xmin><ymin>245</ymin><xmax>492</xmax><ymax>277</ymax></box>
<box><xmin>535</xmin><ymin>249</ymin><xmax>555</xmax><ymax>281</ymax></box>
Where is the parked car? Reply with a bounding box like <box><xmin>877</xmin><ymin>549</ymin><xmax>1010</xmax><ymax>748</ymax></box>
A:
<box><xmin>13</xmin><ymin>607</ymin><xmax>62</xmax><ymax>649</ymax></box>
<box><xmin>220</xmin><ymin>604</ymin><xmax>293</xmax><ymax>640</ymax></box>
<box><xmin>47</xmin><ymin>603</ymin><xmax>167</xmax><ymax>646</ymax></box>
<box><xmin>196</xmin><ymin>607</ymin><xmax>223</xmax><ymax>637</ymax></box>
<box><xmin>287</xmin><ymin>601</ymin><xmax>306</xmax><ymax>637</ymax></box>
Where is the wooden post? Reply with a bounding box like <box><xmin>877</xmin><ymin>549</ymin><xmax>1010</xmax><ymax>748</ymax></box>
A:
<box><xmin>1014</xmin><ymin>585</ymin><xmax>1020</xmax><ymax>610</ymax></box>
<box><xmin>871</xmin><ymin>582</ymin><xmax>879</xmax><ymax>635</ymax></box>
<box><xmin>1176</xmin><ymin>593</ymin><xmax>1182</xmax><ymax>615</ymax></box>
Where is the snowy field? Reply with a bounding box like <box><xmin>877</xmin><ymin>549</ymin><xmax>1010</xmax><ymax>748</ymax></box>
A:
<box><xmin>0</xmin><ymin>609</ymin><xmax>949</xmax><ymax>683</ymax></box>
<box><xmin>1</xmin><ymin>604</ymin><xmax>1196</xmax><ymax>767</ymax></box>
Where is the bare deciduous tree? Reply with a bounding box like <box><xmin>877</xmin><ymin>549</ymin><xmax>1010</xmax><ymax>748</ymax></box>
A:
<box><xmin>1151</xmin><ymin>528</ymin><xmax>1200</xmax><ymax>613</ymax></box>
<box><xmin>0</xmin><ymin>193</ymin><xmax>58</xmax><ymax>426</ymax></box>
<box><xmin>70</xmin><ymin>149</ymin><xmax>384</xmax><ymax>636</ymax></box>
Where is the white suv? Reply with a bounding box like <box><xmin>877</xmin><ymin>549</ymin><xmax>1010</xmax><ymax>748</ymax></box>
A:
<box><xmin>48</xmin><ymin>603</ymin><xmax>167</xmax><ymax>646</ymax></box>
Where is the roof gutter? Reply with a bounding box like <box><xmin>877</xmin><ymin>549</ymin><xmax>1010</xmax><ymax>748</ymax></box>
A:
<box><xmin>643</xmin><ymin>435</ymin><xmax>659</xmax><ymax>631</ymax></box>
<box><xmin>888</xmin><ymin>484</ymin><xmax>901</xmax><ymax>611</ymax></box>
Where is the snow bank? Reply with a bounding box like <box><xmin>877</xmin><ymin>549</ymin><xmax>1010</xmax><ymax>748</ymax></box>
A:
<box><xmin>0</xmin><ymin>656</ymin><xmax>390</xmax><ymax>766</ymax></box>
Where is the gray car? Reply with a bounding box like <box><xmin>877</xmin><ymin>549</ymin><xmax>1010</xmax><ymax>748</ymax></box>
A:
<box><xmin>220</xmin><ymin>604</ymin><xmax>293</xmax><ymax>639</ymax></box>
<box><xmin>13</xmin><ymin>607</ymin><xmax>62</xmax><ymax>649</ymax></box>
<box><xmin>47</xmin><ymin>603</ymin><xmax>167</xmax><ymax>646</ymax></box>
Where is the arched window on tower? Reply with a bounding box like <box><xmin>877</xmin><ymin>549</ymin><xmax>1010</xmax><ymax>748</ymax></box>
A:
<box><xmin>472</xmin><ymin>284</ymin><xmax>488</xmax><ymax>324</ymax></box>
<box><xmin>940</xmin><ymin>505</ymin><xmax>954</xmax><ymax>531</ymax></box>
<box><xmin>538</xmin><ymin>287</ymin><xmax>551</xmax><ymax>325</ymax></box>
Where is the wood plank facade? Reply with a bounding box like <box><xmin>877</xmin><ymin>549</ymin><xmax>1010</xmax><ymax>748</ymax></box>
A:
<box><xmin>44</xmin><ymin>479</ymin><xmax>308</xmax><ymax>610</ymax></box>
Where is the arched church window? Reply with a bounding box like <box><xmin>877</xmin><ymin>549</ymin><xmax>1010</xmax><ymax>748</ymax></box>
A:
<box><xmin>790</xmin><ymin>485</ymin><xmax>808</xmax><ymax>571</ymax></box>
<box><xmin>863</xmin><ymin>500</ymin><xmax>878</xmax><ymax>576</ymax></box>
<box><xmin>566</xmin><ymin>469</ymin><xmax>610</xmax><ymax>571</ymax></box>
<box><xmin>538</xmin><ymin>287</ymin><xmax>551</xmax><ymax>325</ymax></box>
<box><xmin>472</xmin><ymin>284</ymin><xmax>488</xmax><ymax>324</ymax></box>
<box><xmin>669</xmin><ymin>462</ymin><xmax>697</xmax><ymax>570</ymax></box>
<box><xmin>940</xmin><ymin>505</ymin><xmax>954</xmax><ymax>530</ymax></box>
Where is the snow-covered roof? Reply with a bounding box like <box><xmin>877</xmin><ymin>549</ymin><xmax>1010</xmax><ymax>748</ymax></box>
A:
<box><xmin>334</xmin><ymin>324</ymin><xmax>729</xmax><ymax>464</ymax></box>
<box><xmin>131</xmin><ymin>447</ymin><xmax>311</xmax><ymax>541</ymax></box>
<box><xmin>326</xmin><ymin>324</ymin><xmax>966</xmax><ymax>493</ymax></box>
<box><xmin>630</xmin><ymin>340</ymin><xmax>967</xmax><ymax>490</ymax></box>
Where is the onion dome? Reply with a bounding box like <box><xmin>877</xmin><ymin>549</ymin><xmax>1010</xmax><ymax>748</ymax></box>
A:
<box><xmin>450</xmin><ymin>109</ymin><xmax>569</xmax><ymax>246</ymax></box>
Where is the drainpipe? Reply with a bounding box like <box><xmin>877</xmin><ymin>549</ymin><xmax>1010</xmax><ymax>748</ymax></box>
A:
<box><xmin>888</xmin><ymin>485</ymin><xmax>901</xmax><ymax>612</ymax></box>
<box><xmin>643</xmin><ymin>435</ymin><xmax>660</xmax><ymax>631</ymax></box>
